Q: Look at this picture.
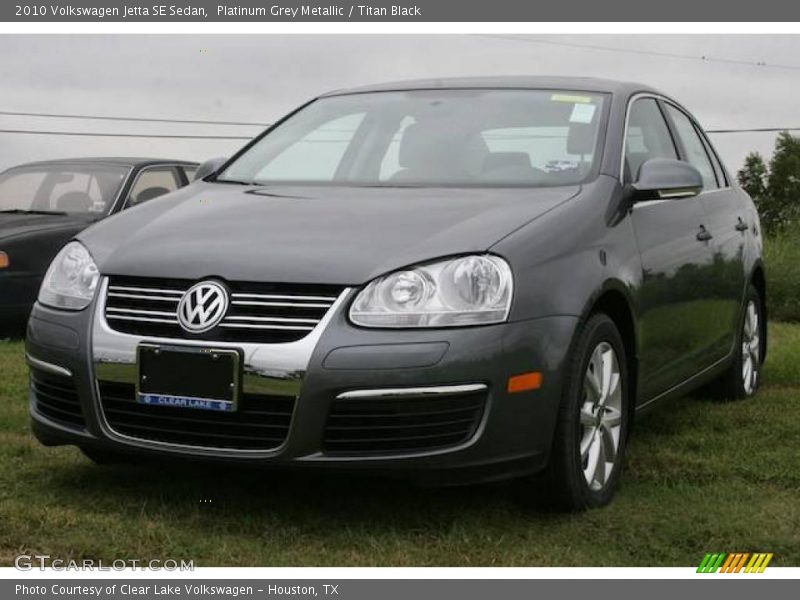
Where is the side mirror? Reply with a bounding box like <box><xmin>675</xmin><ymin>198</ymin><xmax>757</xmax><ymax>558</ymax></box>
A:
<box><xmin>194</xmin><ymin>157</ymin><xmax>228</xmax><ymax>181</ymax></box>
<box><xmin>628</xmin><ymin>158</ymin><xmax>703</xmax><ymax>202</ymax></box>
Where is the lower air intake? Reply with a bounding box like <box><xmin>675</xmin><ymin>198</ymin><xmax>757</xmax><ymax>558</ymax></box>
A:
<box><xmin>323</xmin><ymin>388</ymin><xmax>487</xmax><ymax>456</ymax></box>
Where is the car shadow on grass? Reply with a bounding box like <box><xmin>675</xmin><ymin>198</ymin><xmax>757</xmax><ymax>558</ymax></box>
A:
<box><xmin>34</xmin><ymin>393</ymin><xmax>707</xmax><ymax>528</ymax></box>
<box><xmin>41</xmin><ymin>457</ymin><xmax>552</xmax><ymax>530</ymax></box>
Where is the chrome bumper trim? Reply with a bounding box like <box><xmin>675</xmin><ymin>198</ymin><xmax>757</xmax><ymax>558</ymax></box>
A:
<box><xmin>25</xmin><ymin>354</ymin><xmax>73</xmax><ymax>378</ymax></box>
<box><xmin>337</xmin><ymin>383</ymin><xmax>487</xmax><ymax>400</ymax></box>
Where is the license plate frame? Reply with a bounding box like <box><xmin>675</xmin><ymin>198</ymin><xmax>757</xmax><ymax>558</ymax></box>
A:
<box><xmin>136</xmin><ymin>343</ymin><xmax>241</xmax><ymax>413</ymax></box>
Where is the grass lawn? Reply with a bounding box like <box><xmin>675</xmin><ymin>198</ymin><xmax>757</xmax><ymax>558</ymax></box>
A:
<box><xmin>1</xmin><ymin>324</ymin><xmax>798</xmax><ymax>567</ymax></box>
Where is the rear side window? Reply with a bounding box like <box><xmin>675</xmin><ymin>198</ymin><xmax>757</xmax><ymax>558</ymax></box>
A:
<box><xmin>664</xmin><ymin>104</ymin><xmax>718</xmax><ymax>190</ymax></box>
<box><xmin>625</xmin><ymin>98</ymin><xmax>677</xmax><ymax>182</ymax></box>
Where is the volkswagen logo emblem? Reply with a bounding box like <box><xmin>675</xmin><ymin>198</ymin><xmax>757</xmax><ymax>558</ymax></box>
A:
<box><xmin>177</xmin><ymin>281</ymin><xmax>229</xmax><ymax>334</ymax></box>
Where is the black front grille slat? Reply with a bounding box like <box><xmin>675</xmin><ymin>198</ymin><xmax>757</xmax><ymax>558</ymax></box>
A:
<box><xmin>30</xmin><ymin>376</ymin><xmax>79</xmax><ymax>398</ymax></box>
<box><xmin>104</xmin><ymin>276</ymin><xmax>344</xmax><ymax>344</ymax></box>
<box><xmin>29</xmin><ymin>369</ymin><xmax>86</xmax><ymax>430</ymax></box>
<box><xmin>36</xmin><ymin>404</ymin><xmax>85</xmax><ymax>426</ymax></box>
<box><xmin>30</xmin><ymin>385</ymin><xmax>80</xmax><ymax>411</ymax></box>
<box><xmin>323</xmin><ymin>392</ymin><xmax>487</xmax><ymax>456</ymax></box>
<box><xmin>101</xmin><ymin>419</ymin><xmax>285</xmax><ymax>444</ymax></box>
<box><xmin>324</xmin><ymin>434</ymin><xmax>469</xmax><ymax>455</ymax></box>
<box><xmin>325</xmin><ymin>428</ymin><xmax>476</xmax><ymax>444</ymax></box>
<box><xmin>326</xmin><ymin>416</ymin><xmax>477</xmax><ymax>432</ymax></box>
<box><xmin>103</xmin><ymin>405</ymin><xmax>290</xmax><ymax>432</ymax></box>
<box><xmin>98</xmin><ymin>382</ymin><xmax>294</xmax><ymax>450</ymax></box>
<box><xmin>328</xmin><ymin>403</ymin><xmax>483</xmax><ymax>422</ymax></box>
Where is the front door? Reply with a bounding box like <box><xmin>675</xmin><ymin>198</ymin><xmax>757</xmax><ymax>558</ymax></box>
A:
<box><xmin>631</xmin><ymin>198</ymin><xmax>717</xmax><ymax>400</ymax></box>
<box><xmin>624</xmin><ymin>97</ymin><xmax>720</xmax><ymax>401</ymax></box>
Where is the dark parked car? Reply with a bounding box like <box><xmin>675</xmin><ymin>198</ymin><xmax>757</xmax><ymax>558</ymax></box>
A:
<box><xmin>25</xmin><ymin>78</ymin><xmax>765</xmax><ymax>510</ymax></box>
<box><xmin>0</xmin><ymin>158</ymin><xmax>198</xmax><ymax>324</ymax></box>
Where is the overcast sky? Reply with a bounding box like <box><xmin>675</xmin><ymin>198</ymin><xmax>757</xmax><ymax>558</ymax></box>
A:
<box><xmin>0</xmin><ymin>34</ymin><xmax>798</xmax><ymax>174</ymax></box>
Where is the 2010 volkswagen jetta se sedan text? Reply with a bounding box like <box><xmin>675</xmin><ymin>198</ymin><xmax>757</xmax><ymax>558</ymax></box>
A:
<box><xmin>25</xmin><ymin>77</ymin><xmax>766</xmax><ymax>510</ymax></box>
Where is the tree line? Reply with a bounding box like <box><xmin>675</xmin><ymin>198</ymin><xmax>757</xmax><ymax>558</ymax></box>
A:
<box><xmin>737</xmin><ymin>132</ymin><xmax>800</xmax><ymax>235</ymax></box>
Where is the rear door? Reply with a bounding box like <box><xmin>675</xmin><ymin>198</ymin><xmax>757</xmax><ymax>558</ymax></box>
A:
<box><xmin>662</xmin><ymin>103</ymin><xmax>747</xmax><ymax>363</ymax></box>
<box><xmin>625</xmin><ymin>97</ymin><xmax>719</xmax><ymax>401</ymax></box>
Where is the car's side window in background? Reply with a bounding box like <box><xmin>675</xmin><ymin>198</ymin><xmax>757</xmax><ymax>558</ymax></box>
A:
<box><xmin>664</xmin><ymin>104</ymin><xmax>719</xmax><ymax>190</ymax></box>
<box><xmin>182</xmin><ymin>166</ymin><xmax>198</xmax><ymax>183</ymax></box>
<box><xmin>126</xmin><ymin>167</ymin><xmax>181</xmax><ymax>208</ymax></box>
<box><xmin>0</xmin><ymin>171</ymin><xmax>47</xmax><ymax>211</ymax></box>
<box><xmin>625</xmin><ymin>98</ymin><xmax>677</xmax><ymax>182</ymax></box>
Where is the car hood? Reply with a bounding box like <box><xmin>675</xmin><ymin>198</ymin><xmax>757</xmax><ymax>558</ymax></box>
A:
<box><xmin>0</xmin><ymin>212</ymin><xmax>94</xmax><ymax>241</ymax></box>
<box><xmin>79</xmin><ymin>182</ymin><xmax>580</xmax><ymax>285</ymax></box>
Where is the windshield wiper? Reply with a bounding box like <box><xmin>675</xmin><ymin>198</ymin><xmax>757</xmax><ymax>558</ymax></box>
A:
<box><xmin>0</xmin><ymin>209</ymin><xmax>68</xmax><ymax>216</ymax></box>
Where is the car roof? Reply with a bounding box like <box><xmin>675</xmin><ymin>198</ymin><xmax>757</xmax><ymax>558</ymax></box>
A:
<box><xmin>322</xmin><ymin>76</ymin><xmax>663</xmax><ymax>98</ymax></box>
<box><xmin>9</xmin><ymin>157</ymin><xmax>199</xmax><ymax>169</ymax></box>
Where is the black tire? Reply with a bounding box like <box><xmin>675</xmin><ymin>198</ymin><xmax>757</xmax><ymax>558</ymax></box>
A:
<box><xmin>79</xmin><ymin>447</ymin><xmax>138</xmax><ymax>466</ymax></box>
<box><xmin>709</xmin><ymin>284</ymin><xmax>764</xmax><ymax>401</ymax></box>
<box><xmin>538</xmin><ymin>313</ymin><xmax>631</xmax><ymax>511</ymax></box>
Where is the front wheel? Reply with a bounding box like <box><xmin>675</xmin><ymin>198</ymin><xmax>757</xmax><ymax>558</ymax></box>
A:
<box><xmin>538</xmin><ymin>313</ymin><xmax>630</xmax><ymax>511</ymax></box>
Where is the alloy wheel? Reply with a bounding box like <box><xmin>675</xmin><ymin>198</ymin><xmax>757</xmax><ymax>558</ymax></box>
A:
<box><xmin>742</xmin><ymin>300</ymin><xmax>760</xmax><ymax>395</ymax></box>
<box><xmin>580</xmin><ymin>342</ymin><xmax>623</xmax><ymax>491</ymax></box>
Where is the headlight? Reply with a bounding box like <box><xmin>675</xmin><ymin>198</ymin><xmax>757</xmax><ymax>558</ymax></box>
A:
<box><xmin>350</xmin><ymin>255</ymin><xmax>513</xmax><ymax>328</ymax></box>
<box><xmin>38</xmin><ymin>241</ymin><xmax>100</xmax><ymax>310</ymax></box>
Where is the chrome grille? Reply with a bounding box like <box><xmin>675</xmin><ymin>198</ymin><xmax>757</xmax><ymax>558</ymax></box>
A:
<box><xmin>104</xmin><ymin>276</ymin><xmax>345</xmax><ymax>344</ymax></box>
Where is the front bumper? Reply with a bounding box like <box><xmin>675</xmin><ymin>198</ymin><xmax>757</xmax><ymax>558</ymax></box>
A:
<box><xmin>26</xmin><ymin>278</ymin><xmax>578</xmax><ymax>484</ymax></box>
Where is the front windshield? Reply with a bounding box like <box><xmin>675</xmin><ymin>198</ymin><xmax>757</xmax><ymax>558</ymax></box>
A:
<box><xmin>219</xmin><ymin>89</ymin><xmax>608</xmax><ymax>188</ymax></box>
<box><xmin>0</xmin><ymin>163</ymin><xmax>129</xmax><ymax>215</ymax></box>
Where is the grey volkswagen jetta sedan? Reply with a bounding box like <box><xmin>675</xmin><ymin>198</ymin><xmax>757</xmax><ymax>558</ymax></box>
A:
<box><xmin>25</xmin><ymin>77</ymin><xmax>765</xmax><ymax>510</ymax></box>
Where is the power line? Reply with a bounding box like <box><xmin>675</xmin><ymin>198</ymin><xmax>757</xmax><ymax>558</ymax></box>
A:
<box><xmin>707</xmin><ymin>127</ymin><xmax>800</xmax><ymax>134</ymax></box>
<box><xmin>1</xmin><ymin>126</ymin><xmax>797</xmax><ymax>140</ymax></box>
<box><xmin>0</xmin><ymin>129</ymin><xmax>253</xmax><ymax>140</ymax></box>
<box><xmin>0</xmin><ymin>110</ymin><xmax>269</xmax><ymax>127</ymax></box>
<box><xmin>1</xmin><ymin>108</ymin><xmax>798</xmax><ymax>137</ymax></box>
<box><xmin>475</xmin><ymin>34</ymin><xmax>800</xmax><ymax>72</ymax></box>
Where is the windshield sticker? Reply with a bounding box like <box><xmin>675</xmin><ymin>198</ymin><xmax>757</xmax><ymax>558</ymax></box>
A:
<box><xmin>570</xmin><ymin>103</ymin><xmax>597</xmax><ymax>124</ymax></box>
<box><xmin>551</xmin><ymin>93</ymin><xmax>593</xmax><ymax>104</ymax></box>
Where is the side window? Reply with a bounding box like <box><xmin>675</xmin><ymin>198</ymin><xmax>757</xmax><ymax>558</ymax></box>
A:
<box><xmin>664</xmin><ymin>105</ymin><xmax>718</xmax><ymax>190</ymax></box>
<box><xmin>126</xmin><ymin>167</ymin><xmax>181</xmax><ymax>208</ymax></box>
<box><xmin>625</xmin><ymin>98</ymin><xmax>677</xmax><ymax>182</ymax></box>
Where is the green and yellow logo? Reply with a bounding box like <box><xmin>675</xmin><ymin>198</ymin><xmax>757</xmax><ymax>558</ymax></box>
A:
<box><xmin>697</xmin><ymin>553</ymin><xmax>773</xmax><ymax>573</ymax></box>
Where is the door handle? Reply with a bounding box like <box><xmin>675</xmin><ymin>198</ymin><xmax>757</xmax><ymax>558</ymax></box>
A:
<box><xmin>696</xmin><ymin>226</ymin><xmax>713</xmax><ymax>242</ymax></box>
<box><xmin>735</xmin><ymin>218</ymin><xmax>749</xmax><ymax>232</ymax></box>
